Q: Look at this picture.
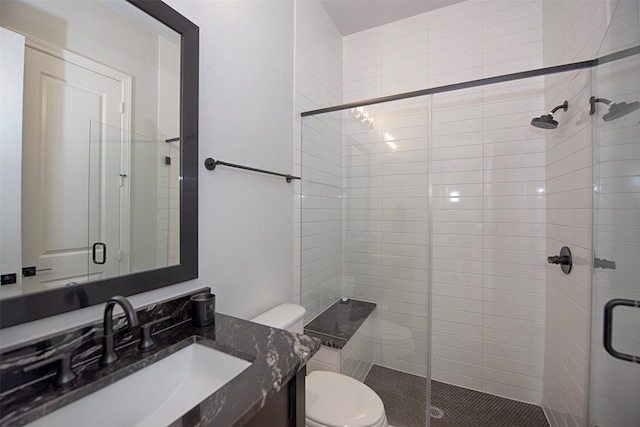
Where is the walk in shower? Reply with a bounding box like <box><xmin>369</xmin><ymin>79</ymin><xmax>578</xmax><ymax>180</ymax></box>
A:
<box><xmin>297</xmin><ymin>1</ymin><xmax>639</xmax><ymax>425</ymax></box>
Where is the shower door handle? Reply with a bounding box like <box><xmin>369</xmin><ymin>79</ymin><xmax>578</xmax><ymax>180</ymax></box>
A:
<box><xmin>92</xmin><ymin>242</ymin><xmax>106</xmax><ymax>265</ymax></box>
<box><xmin>603</xmin><ymin>298</ymin><xmax>640</xmax><ymax>364</ymax></box>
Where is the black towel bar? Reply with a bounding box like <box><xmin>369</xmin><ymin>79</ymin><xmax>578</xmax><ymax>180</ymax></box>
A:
<box><xmin>204</xmin><ymin>158</ymin><xmax>300</xmax><ymax>183</ymax></box>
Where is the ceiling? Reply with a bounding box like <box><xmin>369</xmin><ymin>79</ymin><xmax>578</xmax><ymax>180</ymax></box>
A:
<box><xmin>320</xmin><ymin>0</ymin><xmax>466</xmax><ymax>35</ymax></box>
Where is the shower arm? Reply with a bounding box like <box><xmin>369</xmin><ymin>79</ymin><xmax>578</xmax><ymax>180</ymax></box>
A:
<box><xmin>589</xmin><ymin>96</ymin><xmax>611</xmax><ymax>115</ymax></box>
<box><xmin>550</xmin><ymin>100</ymin><xmax>569</xmax><ymax>114</ymax></box>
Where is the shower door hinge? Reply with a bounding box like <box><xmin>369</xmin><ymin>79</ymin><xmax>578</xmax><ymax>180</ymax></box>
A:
<box><xmin>119</xmin><ymin>173</ymin><xmax>127</xmax><ymax>187</ymax></box>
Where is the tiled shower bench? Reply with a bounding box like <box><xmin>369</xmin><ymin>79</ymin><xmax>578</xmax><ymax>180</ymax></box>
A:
<box><xmin>304</xmin><ymin>298</ymin><xmax>376</xmax><ymax>381</ymax></box>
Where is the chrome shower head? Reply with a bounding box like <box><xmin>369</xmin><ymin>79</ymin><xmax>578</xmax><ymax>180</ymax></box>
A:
<box><xmin>531</xmin><ymin>100</ymin><xmax>568</xmax><ymax>129</ymax></box>
<box><xmin>590</xmin><ymin>96</ymin><xmax>640</xmax><ymax>122</ymax></box>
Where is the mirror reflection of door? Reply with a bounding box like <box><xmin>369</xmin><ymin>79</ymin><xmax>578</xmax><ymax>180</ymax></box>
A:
<box><xmin>22</xmin><ymin>43</ymin><xmax>130</xmax><ymax>290</ymax></box>
<box><xmin>88</xmin><ymin>120</ymin><xmax>129</xmax><ymax>282</ymax></box>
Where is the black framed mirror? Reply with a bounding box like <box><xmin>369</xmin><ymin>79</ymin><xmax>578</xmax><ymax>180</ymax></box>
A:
<box><xmin>0</xmin><ymin>0</ymin><xmax>199</xmax><ymax>328</ymax></box>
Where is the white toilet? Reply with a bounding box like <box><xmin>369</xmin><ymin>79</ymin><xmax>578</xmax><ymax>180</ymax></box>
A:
<box><xmin>252</xmin><ymin>303</ymin><xmax>389</xmax><ymax>427</ymax></box>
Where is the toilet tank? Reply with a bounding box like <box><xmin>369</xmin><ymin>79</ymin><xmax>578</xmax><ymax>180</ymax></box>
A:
<box><xmin>251</xmin><ymin>303</ymin><xmax>306</xmax><ymax>334</ymax></box>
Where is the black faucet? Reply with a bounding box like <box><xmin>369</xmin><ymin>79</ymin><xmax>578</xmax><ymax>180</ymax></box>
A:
<box><xmin>100</xmin><ymin>296</ymin><xmax>139</xmax><ymax>366</ymax></box>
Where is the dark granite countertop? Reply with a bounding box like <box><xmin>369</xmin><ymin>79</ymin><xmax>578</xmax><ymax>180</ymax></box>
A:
<box><xmin>0</xmin><ymin>295</ymin><xmax>321</xmax><ymax>427</ymax></box>
<box><xmin>304</xmin><ymin>299</ymin><xmax>376</xmax><ymax>349</ymax></box>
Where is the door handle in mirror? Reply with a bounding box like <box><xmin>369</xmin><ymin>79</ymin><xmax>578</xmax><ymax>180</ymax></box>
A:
<box><xmin>92</xmin><ymin>242</ymin><xmax>106</xmax><ymax>265</ymax></box>
<box><xmin>603</xmin><ymin>298</ymin><xmax>640</xmax><ymax>364</ymax></box>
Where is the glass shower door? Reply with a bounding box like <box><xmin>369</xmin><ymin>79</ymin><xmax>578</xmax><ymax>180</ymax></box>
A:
<box><xmin>89</xmin><ymin>121</ymin><xmax>177</xmax><ymax>281</ymax></box>
<box><xmin>88</xmin><ymin>121</ymin><xmax>125</xmax><ymax>281</ymax></box>
<box><xmin>589</xmin><ymin>48</ymin><xmax>640</xmax><ymax>427</ymax></box>
<box><xmin>300</xmin><ymin>96</ymin><xmax>433</xmax><ymax>426</ymax></box>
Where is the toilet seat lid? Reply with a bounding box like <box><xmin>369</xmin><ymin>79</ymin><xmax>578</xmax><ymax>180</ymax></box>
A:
<box><xmin>306</xmin><ymin>371</ymin><xmax>385</xmax><ymax>427</ymax></box>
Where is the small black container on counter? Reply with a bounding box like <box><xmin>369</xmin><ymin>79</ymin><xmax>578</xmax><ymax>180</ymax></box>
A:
<box><xmin>191</xmin><ymin>293</ymin><xmax>215</xmax><ymax>327</ymax></box>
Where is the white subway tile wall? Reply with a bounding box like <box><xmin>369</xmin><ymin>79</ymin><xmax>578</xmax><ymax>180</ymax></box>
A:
<box><xmin>542</xmin><ymin>0</ymin><xmax>613</xmax><ymax>69</ymax></box>
<box><xmin>430</xmin><ymin>79</ymin><xmax>547</xmax><ymax>404</ymax></box>
<box><xmin>295</xmin><ymin>0</ymin><xmax>343</xmax><ymax>318</ymax></box>
<box><xmin>341</xmin><ymin>0</ymin><xmax>545</xmax><ymax>403</ymax></box>
<box><xmin>341</xmin><ymin>97</ymin><xmax>431</xmax><ymax>378</ymax></box>
<box><xmin>543</xmin><ymin>67</ymin><xmax>593</xmax><ymax>427</ymax></box>
<box><xmin>482</xmin><ymin>78</ymin><xmax>546</xmax><ymax>404</ymax></box>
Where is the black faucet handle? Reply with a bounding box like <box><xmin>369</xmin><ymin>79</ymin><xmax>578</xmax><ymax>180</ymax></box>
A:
<box><xmin>138</xmin><ymin>316</ymin><xmax>172</xmax><ymax>351</ymax></box>
<box><xmin>23</xmin><ymin>352</ymin><xmax>77</xmax><ymax>387</ymax></box>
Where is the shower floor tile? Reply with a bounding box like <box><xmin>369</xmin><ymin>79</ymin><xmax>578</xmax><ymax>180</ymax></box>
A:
<box><xmin>363</xmin><ymin>365</ymin><xmax>550</xmax><ymax>427</ymax></box>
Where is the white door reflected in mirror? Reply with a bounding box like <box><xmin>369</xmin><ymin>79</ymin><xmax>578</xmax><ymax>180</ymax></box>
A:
<box><xmin>0</xmin><ymin>0</ymin><xmax>182</xmax><ymax>299</ymax></box>
<box><xmin>21</xmin><ymin>46</ymin><xmax>124</xmax><ymax>292</ymax></box>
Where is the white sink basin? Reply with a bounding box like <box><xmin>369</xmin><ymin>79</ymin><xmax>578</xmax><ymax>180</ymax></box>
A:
<box><xmin>27</xmin><ymin>343</ymin><xmax>251</xmax><ymax>427</ymax></box>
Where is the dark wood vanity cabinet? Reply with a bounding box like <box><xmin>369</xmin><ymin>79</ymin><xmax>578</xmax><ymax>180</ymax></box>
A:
<box><xmin>244</xmin><ymin>368</ymin><xmax>305</xmax><ymax>427</ymax></box>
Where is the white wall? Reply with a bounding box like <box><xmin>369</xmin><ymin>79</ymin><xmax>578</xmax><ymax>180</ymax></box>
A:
<box><xmin>1</xmin><ymin>0</ymin><xmax>297</xmax><ymax>347</ymax></box>
<box><xmin>0</xmin><ymin>0</ymin><xmax>161</xmax><ymax>142</ymax></box>
<box><xmin>142</xmin><ymin>0</ymin><xmax>297</xmax><ymax>320</ymax></box>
